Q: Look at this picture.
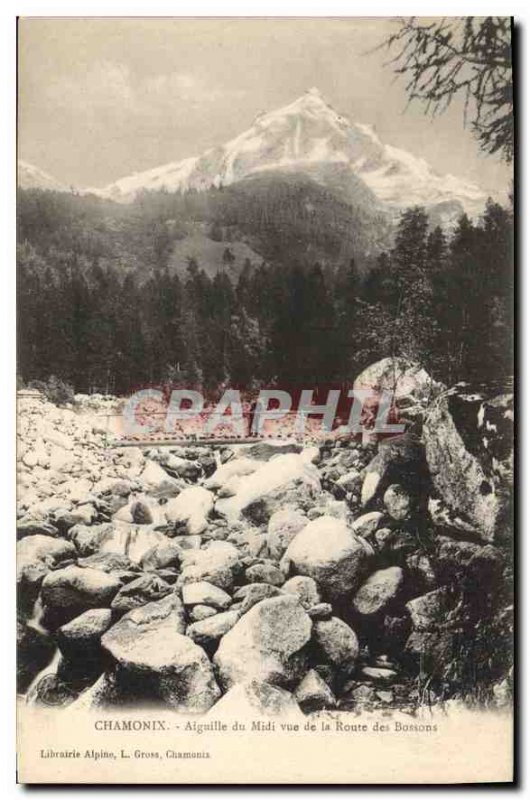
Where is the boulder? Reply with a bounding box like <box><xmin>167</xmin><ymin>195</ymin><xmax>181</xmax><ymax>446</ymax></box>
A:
<box><xmin>111</xmin><ymin>574</ymin><xmax>173</xmax><ymax>614</ymax></box>
<box><xmin>312</xmin><ymin>617</ymin><xmax>360</xmax><ymax>668</ymax></box>
<box><xmin>294</xmin><ymin>669</ymin><xmax>337</xmax><ymax>712</ymax></box>
<box><xmin>266</xmin><ymin>509</ymin><xmax>308</xmax><ymax>560</ymax></box>
<box><xmin>353</xmin><ymin>567</ymin><xmax>404</xmax><ymax>616</ymax></box>
<box><xmin>350</xmin><ymin>511</ymin><xmax>384</xmax><ymax>538</ymax></box>
<box><xmin>215</xmin><ymin>453</ymin><xmax>320</xmax><ymax>524</ymax></box>
<box><xmin>138</xmin><ymin>541</ymin><xmax>182</xmax><ymax>571</ymax></box>
<box><xmin>56</xmin><ymin>608</ymin><xmax>113</xmax><ymax>663</ymax></box>
<box><xmin>354</xmin><ymin>357</ymin><xmax>441</xmax><ymax>406</ymax></box>
<box><xmin>186</xmin><ymin>610</ymin><xmax>240</xmax><ymax>649</ymax></box>
<box><xmin>17</xmin><ymin>519</ymin><xmax>59</xmax><ymax>540</ymax></box>
<box><xmin>235</xmin><ymin>583</ymin><xmax>282</xmax><ymax>614</ymax></box>
<box><xmin>40</xmin><ymin>565</ymin><xmax>122</xmax><ymax>626</ymax></box>
<box><xmin>244</xmin><ymin>563</ymin><xmax>285</xmax><ymax>587</ymax></box>
<box><xmin>189</xmin><ymin>605</ymin><xmax>218</xmax><ymax>622</ymax></box>
<box><xmin>307</xmin><ymin>602</ymin><xmax>333</xmax><ymax>620</ymax></box>
<box><xmin>165</xmin><ymin>486</ymin><xmax>214</xmax><ymax>535</ymax></box>
<box><xmin>67</xmin><ymin>523</ymin><xmax>112</xmax><ymax>556</ymax></box>
<box><xmin>406</xmin><ymin>588</ymin><xmax>452</xmax><ymax>631</ymax></box>
<box><xmin>282</xmin><ymin>516</ymin><xmax>373</xmax><ymax>600</ymax></box>
<box><xmin>181</xmin><ymin>581</ymin><xmax>232</xmax><ymax>610</ymax></box>
<box><xmin>102</xmin><ymin>595</ymin><xmax>219</xmax><ymax>712</ymax></box>
<box><xmin>204</xmin><ymin>457</ymin><xmax>259</xmax><ymax>491</ymax></box>
<box><xmin>77</xmin><ymin>551</ymin><xmax>140</xmax><ymax>575</ymax></box>
<box><xmin>423</xmin><ymin>386</ymin><xmax>513</xmax><ymax>542</ymax></box>
<box><xmin>214</xmin><ymin>595</ymin><xmax>312</xmax><ymax>690</ymax></box>
<box><xmin>130</xmin><ymin>500</ymin><xmax>154</xmax><ymax>525</ymax></box>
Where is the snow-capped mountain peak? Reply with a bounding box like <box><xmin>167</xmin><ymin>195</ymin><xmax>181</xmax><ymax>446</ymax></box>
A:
<box><xmin>24</xmin><ymin>90</ymin><xmax>489</xmax><ymax>222</ymax></box>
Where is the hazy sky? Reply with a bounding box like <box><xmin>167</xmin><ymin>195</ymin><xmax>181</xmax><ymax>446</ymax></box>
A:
<box><xmin>18</xmin><ymin>17</ymin><xmax>512</xmax><ymax>197</ymax></box>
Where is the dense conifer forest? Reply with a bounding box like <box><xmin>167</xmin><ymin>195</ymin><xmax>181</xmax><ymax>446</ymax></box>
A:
<box><xmin>17</xmin><ymin>184</ymin><xmax>513</xmax><ymax>396</ymax></box>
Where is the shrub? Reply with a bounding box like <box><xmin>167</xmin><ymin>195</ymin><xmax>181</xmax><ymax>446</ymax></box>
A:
<box><xmin>28</xmin><ymin>375</ymin><xmax>75</xmax><ymax>407</ymax></box>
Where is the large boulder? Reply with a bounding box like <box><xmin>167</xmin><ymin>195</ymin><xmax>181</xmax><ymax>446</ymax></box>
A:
<box><xmin>214</xmin><ymin>595</ymin><xmax>312</xmax><ymax>690</ymax></box>
<box><xmin>215</xmin><ymin>452</ymin><xmax>320</xmax><ymax>524</ymax></box>
<box><xmin>40</xmin><ymin>565</ymin><xmax>122</xmax><ymax>627</ymax></box>
<box><xmin>423</xmin><ymin>385</ymin><xmax>513</xmax><ymax>542</ymax></box>
<box><xmin>102</xmin><ymin>595</ymin><xmax>219</xmax><ymax>711</ymax></box>
<box><xmin>165</xmin><ymin>486</ymin><xmax>214</xmax><ymax>535</ymax></box>
<box><xmin>282</xmin><ymin>516</ymin><xmax>373</xmax><ymax>600</ymax></box>
<box><xmin>354</xmin><ymin>357</ymin><xmax>442</xmax><ymax>407</ymax></box>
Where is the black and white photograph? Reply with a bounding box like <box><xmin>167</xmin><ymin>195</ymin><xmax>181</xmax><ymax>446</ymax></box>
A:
<box><xmin>14</xmin><ymin>13</ymin><xmax>515</xmax><ymax>784</ymax></box>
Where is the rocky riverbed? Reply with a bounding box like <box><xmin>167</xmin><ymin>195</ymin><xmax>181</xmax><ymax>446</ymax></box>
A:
<box><xmin>17</xmin><ymin>360</ymin><xmax>514</xmax><ymax>716</ymax></box>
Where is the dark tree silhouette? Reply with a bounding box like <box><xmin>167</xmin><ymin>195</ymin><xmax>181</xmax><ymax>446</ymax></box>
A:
<box><xmin>382</xmin><ymin>17</ymin><xmax>513</xmax><ymax>161</ymax></box>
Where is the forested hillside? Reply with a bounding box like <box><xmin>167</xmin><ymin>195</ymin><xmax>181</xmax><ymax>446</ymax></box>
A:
<box><xmin>17</xmin><ymin>185</ymin><xmax>513</xmax><ymax>395</ymax></box>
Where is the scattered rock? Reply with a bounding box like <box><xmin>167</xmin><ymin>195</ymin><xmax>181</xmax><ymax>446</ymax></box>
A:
<box><xmin>189</xmin><ymin>604</ymin><xmax>218</xmax><ymax>622</ymax></box>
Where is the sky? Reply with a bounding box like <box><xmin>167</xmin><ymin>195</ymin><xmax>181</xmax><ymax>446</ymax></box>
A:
<box><xmin>18</xmin><ymin>17</ymin><xmax>512</xmax><ymax>197</ymax></box>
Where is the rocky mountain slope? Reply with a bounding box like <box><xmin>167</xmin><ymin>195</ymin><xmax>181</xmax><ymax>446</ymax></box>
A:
<box><xmin>17</xmin><ymin>361</ymin><xmax>513</xmax><ymax>715</ymax></box>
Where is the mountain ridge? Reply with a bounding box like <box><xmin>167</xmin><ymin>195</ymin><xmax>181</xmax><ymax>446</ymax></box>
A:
<box><xmin>90</xmin><ymin>87</ymin><xmax>488</xmax><ymax>221</ymax></box>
